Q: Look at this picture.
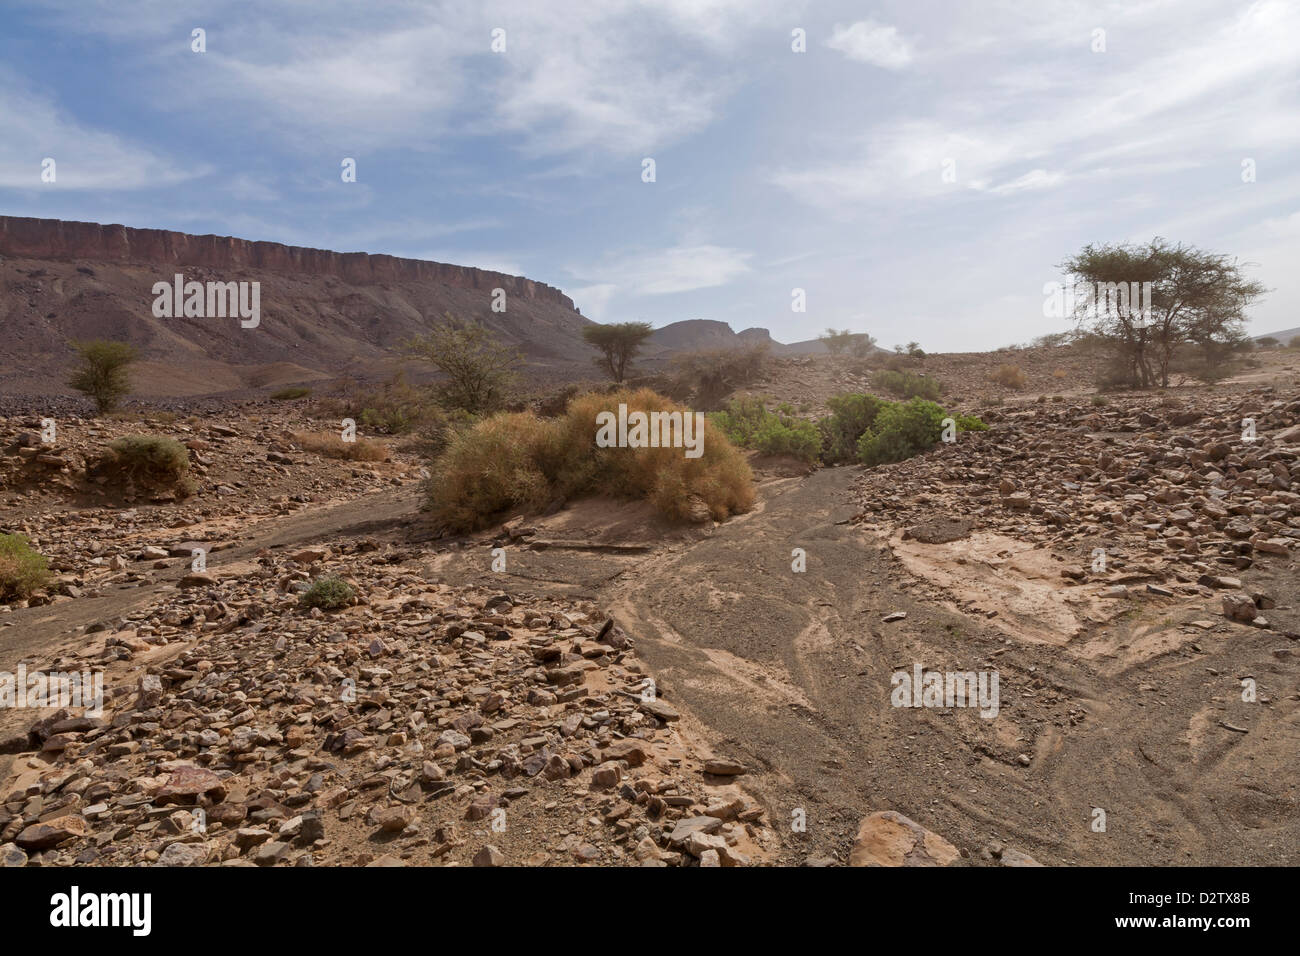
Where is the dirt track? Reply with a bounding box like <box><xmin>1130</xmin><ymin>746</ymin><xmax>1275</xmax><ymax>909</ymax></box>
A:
<box><xmin>0</xmin><ymin>486</ymin><xmax>419</xmax><ymax>676</ymax></box>
<box><xmin>437</xmin><ymin>466</ymin><xmax>1300</xmax><ymax>865</ymax></box>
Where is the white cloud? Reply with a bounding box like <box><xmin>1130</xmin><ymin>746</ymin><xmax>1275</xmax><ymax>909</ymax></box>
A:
<box><xmin>987</xmin><ymin>169</ymin><xmax>1065</xmax><ymax>195</ymax></box>
<box><xmin>0</xmin><ymin>74</ymin><xmax>199</xmax><ymax>190</ymax></box>
<box><xmin>570</xmin><ymin>283</ymin><xmax>618</xmax><ymax>320</ymax></box>
<box><xmin>570</xmin><ymin>244</ymin><xmax>752</xmax><ymax>296</ymax></box>
<box><xmin>777</xmin><ymin>1</ymin><xmax>1300</xmax><ymax>210</ymax></box>
<box><xmin>826</xmin><ymin>20</ymin><xmax>914</xmax><ymax>69</ymax></box>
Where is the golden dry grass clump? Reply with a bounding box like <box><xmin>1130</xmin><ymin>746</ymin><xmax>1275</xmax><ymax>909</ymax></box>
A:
<box><xmin>293</xmin><ymin>431</ymin><xmax>389</xmax><ymax>462</ymax></box>
<box><xmin>990</xmin><ymin>364</ymin><xmax>1029</xmax><ymax>388</ymax></box>
<box><xmin>426</xmin><ymin>388</ymin><xmax>754</xmax><ymax>532</ymax></box>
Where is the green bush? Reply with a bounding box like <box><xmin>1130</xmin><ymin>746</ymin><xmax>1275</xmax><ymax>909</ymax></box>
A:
<box><xmin>300</xmin><ymin>575</ymin><xmax>354</xmax><ymax>610</ymax></box>
<box><xmin>752</xmin><ymin>415</ymin><xmax>821</xmax><ymax>461</ymax></box>
<box><xmin>99</xmin><ymin>435</ymin><xmax>193</xmax><ymax>495</ymax></box>
<box><xmin>0</xmin><ymin>534</ymin><xmax>52</xmax><ymax>603</ymax></box>
<box><xmin>818</xmin><ymin>393</ymin><xmax>889</xmax><ymax>464</ymax></box>
<box><xmin>952</xmin><ymin>414</ymin><xmax>988</xmax><ymax>432</ymax></box>
<box><xmin>856</xmin><ymin>399</ymin><xmax>984</xmax><ymax>466</ymax></box>
<box><xmin>711</xmin><ymin>397</ymin><xmax>821</xmax><ymax>463</ymax></box>
<box><xmin>872</xmin><ymin>369</ymin><xmax>942</xmax><ymax>401</ymax></box>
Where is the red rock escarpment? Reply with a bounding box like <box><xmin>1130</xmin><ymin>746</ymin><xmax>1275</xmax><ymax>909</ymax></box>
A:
<box><xmin>0</xmin><ymin>215</ymin><xmax>576</xmax><ymax>311</ymax></box>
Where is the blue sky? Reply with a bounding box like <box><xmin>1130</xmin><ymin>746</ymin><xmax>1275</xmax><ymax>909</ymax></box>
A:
<box><xmin>3</xmin><ymin>0</ymin><xmax>1298</xmax><ymax>349</ymax></box>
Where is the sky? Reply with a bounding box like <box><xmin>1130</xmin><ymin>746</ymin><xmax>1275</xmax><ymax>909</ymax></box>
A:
<box><xmin>2</xmin><ymin>0</ymin><xmax>1298</xmax><ymax>350</ymax></box>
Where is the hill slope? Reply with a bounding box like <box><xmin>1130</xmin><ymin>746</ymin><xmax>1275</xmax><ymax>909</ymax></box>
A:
<box><xmin>0</xmin><ymin>216</ymin><xmax>592</xmax><ymax>396</ymax></box>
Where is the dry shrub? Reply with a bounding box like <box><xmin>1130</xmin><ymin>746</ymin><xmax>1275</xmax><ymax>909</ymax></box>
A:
<box><xmin>424</xmin><ymin>412</ymin><xmax>563</xmax><ymax>532</ymax></box>
<box><xmin>1052</xmin><ymin>368</ymin><xmax>1069</xmax><ymax>380</ymax></box>
<box><xmin>990</xmin><ymin>364</ymin><xmax>1028</xmax><ymax>388</ymax></box>
<box><xmin>670</xmin><ymin>344</ymin><xmax>769</xmax><ymax>409</ymax></box>
<box><xmin>426</xmin><ymin>388</ymin><xmax>753</xmax><ymax>531</ymax></box>
<box><xmin>294</xmin><ymin>431</ymin><xmax>389</xmax><ymax>462</ymax></box>
<box><xmin>93</xmin><ymin>435</ymin><xmax>195</xmax><ymax>497</ymax></box>
<box><xmin>560</xmin><ymin>389</ymin><xmax>754</xmax><ymax>522</ymax></box>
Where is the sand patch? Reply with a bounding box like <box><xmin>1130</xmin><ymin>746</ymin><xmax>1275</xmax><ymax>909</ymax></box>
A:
<box><xmin>890</xmin><ymin>531</ymin><xmax>1117</xmax><ymax>645</ymax></box>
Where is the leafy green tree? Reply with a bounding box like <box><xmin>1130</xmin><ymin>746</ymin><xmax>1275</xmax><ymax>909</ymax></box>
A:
<box><xmin>1060</xmin><ymin>238</ymin><xmax>1266</xmax><ymax>387</ymax></box>
<box><xmin>68</xmin><ymin>339</ymin><xmax>137</xmax><ymax>414</ymax></box>
<box><xmin>581</xmin><ymin>321</ymin><xmax>654</xmax><ymax>383</ymax></box>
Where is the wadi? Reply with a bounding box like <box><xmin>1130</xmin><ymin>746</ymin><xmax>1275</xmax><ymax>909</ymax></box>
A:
<box><xmin>1</xmin><ymin>3</ymin><xmax>1297</xmax><ymax>887</ymax></box>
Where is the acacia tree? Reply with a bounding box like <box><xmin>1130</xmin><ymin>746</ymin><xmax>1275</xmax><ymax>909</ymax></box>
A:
<box><xmin>1059</xmin><ymin>238</ymin><xmax>1266</xmax><ymax>387</ymax></box>
<box><xmin>819</xmin><ymin>328</ymin><xmax>855</xmax><ymax>355</ymax></box>
<box><xmin>581</xmin><ymin>321</ymin><xmax>653</xmax><ymax>383</ymax></box>
<box><xmin>68</xmin><ymin>339</ymin><xmax>137</xmax><ymax>414</ymax></box>
<box><xmin>404</xmin><ymin>314</ymin><xmax>521</xmax><ymax>413</ymax></box>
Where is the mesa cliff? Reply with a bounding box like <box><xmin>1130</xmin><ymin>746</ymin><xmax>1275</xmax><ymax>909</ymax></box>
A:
<box><xmin>0</xmin><ymin>216</ymin><xmax>576</xmax><ymax>311</ymax></box>
<box><xmin>0</xmin><ymin>216</ymin><xmax>590</xmax><ymax>397</ymax></box>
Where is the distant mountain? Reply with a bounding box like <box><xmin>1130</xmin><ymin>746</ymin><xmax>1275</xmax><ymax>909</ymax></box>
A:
<box><xmin>0</xmin><ymin>215</ymin><xmax>593</xmax><ymax>396</ymax></box>
<box><xmin>0</xmin><ymin>215</ymin><xmax>882</xmax><ymax>398</ymax></box>
<box><xmin>647</xmin><ymin>319</ymin><xmax>844</xmax><ymax>357</ymax></box>
<box><xmin>1255</xmin><ymin>326</ymin><xmax>1300</xmax><ymax>343</ymax></box>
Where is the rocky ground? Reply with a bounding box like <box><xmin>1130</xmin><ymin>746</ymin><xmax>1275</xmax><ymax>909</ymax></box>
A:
<box><xmin>2</xmin><ymin>347</ymin><xmax>1298</xmax><ymax>867</ymax></box>
<box><xmin>2</xmin><ymin>558</ymin><xmax>768</xmax><ymax>867</ymax></box>
<box><xmin>854</xmin><ymin>383</ymin><xmax>1300</xmax><ymax>640</ymax></box>
<box><xmin>0</xmin><ymin>407</ymin><xmax>771</xmax><ymax>868</ymax></box>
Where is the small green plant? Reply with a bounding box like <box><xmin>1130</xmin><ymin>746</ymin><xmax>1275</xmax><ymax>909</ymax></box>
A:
<box><xmin>300</xmin><ymin>575</ymin><xmax>354</xmax><ymax>610</ymax></box>
<box><xmin>711</xmin><ymin>397</ymin><xmax>821</xmax><ymax>463</ymax></box>
<box><xmin>0</xmin><ymin>533</ymin><xmax>52</xmax><ymax>603</ymax></box>
<box><xmin>872</xmin><ymin>369</ymin><xmax>942</xmax><ymax>401</ymax></box>
<box><xmin>271</xmin><ymin>386</ymin><xmax>312</xmax><ymax>400</ymax></box>
<box><xmin>951</xmin><ymin>414</ymin><xmax>989</xmax><ymax>432</ymax></box>
<box><xmin>1091</xmin><ymin>394</ymin><xmax>1109</xmax><ymax>406</ymax></box>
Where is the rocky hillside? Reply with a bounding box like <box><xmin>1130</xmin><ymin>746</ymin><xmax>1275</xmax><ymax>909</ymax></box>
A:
<box><xmin>0</xmin><ymin>216</ymin><xmax>593</xmax><ymax>397</ymax></box>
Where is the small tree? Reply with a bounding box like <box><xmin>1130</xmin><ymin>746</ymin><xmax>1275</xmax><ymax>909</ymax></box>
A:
<box><xmin>68</xmin><ymin>339</ymin><xmax>137</xmax><ymax>414</ymax></box>
<box><xmin>849</xmin><ymin>333</ymin><xmax>878</xmax><ymax>358</ymax></box>
<box><xmin>1256</xmin><ymin>336</ymin><xmax>1279</xmax><ymax>348</ymax></box>
<box><xmin>405</xmin><ymin>314</ymin><xmax>522</xmax><ymax>414</ymax></box>
<box><xmin>581</xmin><ymin>321</ymin><xmax>653</xmax><ymax>383</ymax></box>
<box><xmin>1060</xmin><ymin>238</ymin><xmax>1266</xmax><ymax>387</ymax></box>
<box><xmin>820</xmin><ymin>328</ymin><xmax>855</xmax><ymax>355</ymax></box>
